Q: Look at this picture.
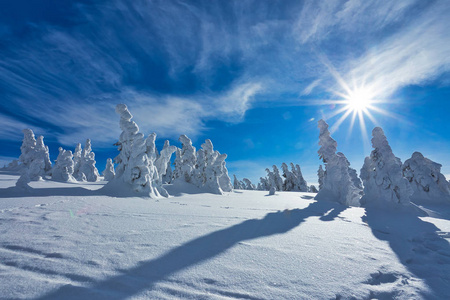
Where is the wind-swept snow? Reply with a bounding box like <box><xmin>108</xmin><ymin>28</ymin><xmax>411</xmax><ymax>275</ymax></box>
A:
<box><xmin>1</xmin><ymin>172</ymin><xmax>449</xmax><ymax>299</ymax></box>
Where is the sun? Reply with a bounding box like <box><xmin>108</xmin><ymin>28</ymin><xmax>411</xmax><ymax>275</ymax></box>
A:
<box><xmin>344</xmin><ymin>88</ymin><xmax>373</xmax><ymax>112</ymax></box>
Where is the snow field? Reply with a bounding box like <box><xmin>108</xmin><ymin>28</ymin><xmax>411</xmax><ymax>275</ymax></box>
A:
<box><xmin>1</xmin><ymin>173</ymin><xmax>450</xmax><ymax>299</ymax></box>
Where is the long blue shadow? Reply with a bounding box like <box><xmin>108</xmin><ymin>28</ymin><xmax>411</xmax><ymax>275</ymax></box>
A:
<box><xmin>37</xmin><ymin>200</ymin><xmax>346</xmax><ymax>299</ymax></box>
<box><xmin>363</xmin><ymin>207</ymin><xmax>450</xmax><ymax>299</ymax></box>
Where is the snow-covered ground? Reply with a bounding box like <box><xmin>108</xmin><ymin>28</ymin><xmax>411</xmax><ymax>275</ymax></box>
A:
<box><xmin>1</xmin><ymin>172</ymin><xmax>449</xmax><ymax>299</ymax></box>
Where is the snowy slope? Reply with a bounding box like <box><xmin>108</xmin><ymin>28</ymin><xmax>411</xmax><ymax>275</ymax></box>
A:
<box><xmin>1</xmin><ymin>172</ymin><xmax>449</xmax><ymax>299</ymax></box>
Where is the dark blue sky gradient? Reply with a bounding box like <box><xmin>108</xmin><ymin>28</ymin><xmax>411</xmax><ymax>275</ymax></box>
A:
<box><xmin>1</xmin><ymin>0</ymin><xmax>449</xmax><ymax>183</ymax></box>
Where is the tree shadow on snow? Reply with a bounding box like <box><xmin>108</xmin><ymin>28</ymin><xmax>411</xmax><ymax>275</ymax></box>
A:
<box><xmin>36</xmin><ymin>200</ymin><xmax>347</xmax><ymax>300</ymax></box>
<box><xmin>363</xmin><ymin>207</ymin><xmax>450</xmax><ymax>299</ymax></box>
<box><xmin>0</xmin><ymin>186</ymin><xmax>97</xmax><ymax>198</ymax></box>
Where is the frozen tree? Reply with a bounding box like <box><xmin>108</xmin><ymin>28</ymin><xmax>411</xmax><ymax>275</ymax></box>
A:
<box><xmin>52</xmin><ymin>147</ymin><xmax>75</xmax><ymax>182</ymax></box>
<box><xmin>293</xmin><ymin>164</ymin><xmax>308</xmax><ymax>192</ymax></box>
<box><xmin>78</xmin><ymin>139</ymin><xmax>100</xmax><ymax>182</ymax></box>
<box><xmin>243</xmin><ymin>178</ymin><xmax>256</xmax><ymax>190</ymax></box>
<box><xmin>315</xmin><ymin>120</ymin><xmax>362</xmax><ymax>206</ymax></box>
<box><xmin>360</xmin><ymin>127</ymin><xmax>412</xmax><ymax>206</ymax></box>
<box><xmin>266</xmin><ymin>168</ymin><xmax>277</xmax><ymax>191</ymax></box>
<box><xmin>16</xmin><ymin>129</ymin><xmax>50</xmax><ymax>187</ymax></box>
<box><xmin>233</xmin><ymin>174</ymin><xmax>244</xmax><ymax>189</ymax></box>
<box><xmin>1</xmin><ymin>159</ymin><xmax>20</xmax><ymax>172</ymax></box>
<box><xmin>36</xmin><ymin>136</ymin><xmax>52</xmax><ymax>175</ymax></box>
<box><xmin>402</xmin><ymin>152</ymin><xmax>450</xmax><ymax>203</ymax></box>
<box><xmin>269</xmin><ymin>187</ymin><xmax>276</xmax><ymax>195</ymax></box>
<box><xmin>102</xmin><ymin>158</ymin><xmax>115</xmax><ymax>181</ymax></box>
<box><xmin>155</xmin><ymin>140</ymin><xmax>177</xmax><ymax>183</ymax></box>
<box><xmin>145</xmin><ymin>133</ymin><xmax>158</xmax><ymax>162</ymax></box>
<box><xmin>218</xmin><ymin>158</ymin><xmax>233</xmax><ymax>192</ymax></box>
<box><xmin>272</xmin><ymin>165</ymin><xmax>283</xmax><ymax>191</ymax></box>
<box><xmin>176</xmin><ymin>135</ymin><xmax>197</xmax><ymax>183</ymax></box>
<box><xmin>281</xmin><ymin>163</ymin><xmax>295</xmax><ymax>191</ymax></box>
<box><xmin>173</xmin><ymin>148</ymin><xmax>182</xmax><ymax>180</ymax></box>
<box><xmin>162</xmin><ymin>161</ymin><xmax>173</xmax><ymax>184</ymax></box>
<box><xmin>104</xmin><ymin>104</ymin><xmax>160</xmax><ymax>197</ymax></box>
<box><xmin>259</xmin><ymin>176</ymin><xmax>270</xmax><ymax>190</ymax></box>
<box><xmin>310</xmin><ymin>185</ymin><xmax>318</xmax><ymax>193</ymax></box>
<box><xmin>73</xmin><ymin>143</ymin><xmax>83</xmax><ymax>181</ymax></box>
<box><xmin>340</xmin><ymin>153</ymin><xmax>363</xmax><ymax>191</ymax></box>
<box><xmin>318</xmin><ymin>165</ymin><xmax>325</xmax><ymax>191</ymax></box>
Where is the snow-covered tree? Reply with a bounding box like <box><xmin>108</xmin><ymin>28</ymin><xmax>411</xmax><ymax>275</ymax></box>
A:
<box><xmin>265</xmin><ymin>168</ymin><xmax>277</xmax><ymax>191</ymax></box>
<box><xmin>1</xmin><ymin>159</ymin><xmax>20</xmax><ymax>172</ymax></box>
<box><xmin>310</xmin><ymin>185</ymin><xmax>318</xmax><ymax>193</ymax></box>
<box><xmin>104</xmin><ymin>104</ymin><xmax>159</xmax><ymax>197</ymax></box>
<box><xmin>315</xmin><ymin>120</ymin><xmax>362</xmax><ymax>206</ymax></box>
<box><xmin>360</xmin><ymin>127</ymin><xmax>412</xmax><ymax>206</ymax></box>
<box><xmin>293</xmin><ymin>163</ymin><xmax>308</xmax><ymax>192</ymax></box>
<box><xmin>78</xmin><ymin>139</ymin><xmax>100</xmax><ymax>182</ymax></box>
<box><xmin>281</xmin><ymin>163</ymin><xmax>295</xmax><ymax>191</ymax></box>
<box><xmin>272</xmin><ymin>165</ymin><xmax>283</xmax><ymax>191</ymax></box>
<box><xmin>73</xmin><ymin>143</ymin><xmax>83</xmax><ymax>181</ymax></box>
<box><xmin>16</xmin><ymin>129</ymin><xmax>51</xmax><ymax>187</ymax></box>
<box><xmin>52</xmin><ymin>147</ymin><xmax>75</xmax><ymax>182</ymax></box>
<box><xmin>340</xmin><ymin>153</ymin><xmax>363</xmax><ymax>191</ymax></box>
<box><xmin>36</xmin><ymin>136</ymin><xmax>52</xmax><ymax>175</ymax></box>
<box><xmin>402</xmin><ymin>152</ymin><xmax>450</xmax><ymax>203</ymax></box>
<box><xmin>102</xmin><ymin>158</ymin><xmax>115</xmax><ymax>181</ymax></box>
<box><xmin>162</xmin><ymin>161</ymin><xmax>173</xmax><ymax>184</ymax></box>
<box><xmin>175</xmin><ymin>135</ymin><xmax>197</xmax><ymax>183</ymax></box>
<box><xmin>318</xmin><ymin>165</ymin><xmax>324</xmax><ymax>191</ymax></box>
<box><xmin>233</xmin><ymin>174</ymin><xmax>244</xmax><ymax>189</ymax></box>
<box><xmin>218</xmin><ymin>157</ymin><xmax>233</xmax><ymax>192</ymax></box>
<box><xmin>243</xmin><ymin>178</ymin><xmax>256</xmax><ymax>190</ymax></box>
<box><xmin>258</xmin><ymin>176</ymin><xmax>270</xmax><ymax>191</ymax></box>
<box><xmin>155</xmin><ymin>140</ymin><xmax>177</xmax><ymax>183</ymax></box>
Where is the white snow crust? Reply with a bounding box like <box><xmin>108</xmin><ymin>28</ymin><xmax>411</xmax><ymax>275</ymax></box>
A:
<box><xmin>1</xmin><ymin>172</ymin><xmax>450</xmax><ymax>299</ymax></box>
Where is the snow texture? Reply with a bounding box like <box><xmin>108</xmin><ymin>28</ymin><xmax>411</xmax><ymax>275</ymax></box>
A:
<box><xmin>51</xmin><ymin>147</ymin><xmax>76</xmax><ymax>182</ymax></box>
<box><xmin>360</xmin><ymin>127</ymin><xmax>412</xmax><ymax>207</ymax></box>
<box><xmin>402</xmin><ymin>152</ymin><xmax>450</xmax><ymax>204</ymax></box>
<box><xmin>315</xmin><ymin>120</ymin><xmax>362</xmax><ymax>206</ymax></box>
<box><xmin>102</xmin><ymin>158</ymin><xmax>115</xmax><ymax>181</ymax></box>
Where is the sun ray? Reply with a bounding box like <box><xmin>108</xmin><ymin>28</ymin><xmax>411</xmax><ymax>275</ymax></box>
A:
<box><xmin>330</xmin><ymin>109</ymin><xmax>353</xmax><ymax>134</ymax></box>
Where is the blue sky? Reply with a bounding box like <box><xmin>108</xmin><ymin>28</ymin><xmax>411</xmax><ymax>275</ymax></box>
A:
<box><xmin>1</xmin><ymin>0</ymin><xmax>449</xmax><ymax>184</ymax></box>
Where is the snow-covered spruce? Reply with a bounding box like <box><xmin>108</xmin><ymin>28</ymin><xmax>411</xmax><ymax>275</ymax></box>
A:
<box><xmin>73</xmin><ymin>143</ymin><xmax>84</xmax><ymax>181</ymax></box>
<box><xmin>102</xmin><ymin>158</ymin><xmax>115</xmax><ymax>181</ymax></box>
<box><xmin>315</xmin><ymin>120</ymin><xmax>362</xmax><ymax>206</ymax></box>
<box><xmin>155</xmin><ymin>140</ymin><xmax>177</xmax><ymax>184</ymax></box>
<box><xmin>360</xmin><ymin>127</ymin><xmax>412</xmax><ymax>206</ymax></box>
<box><xmin>173</xmin><ymin>137</ymin><xmax>232</xmax><ymax>194</ymax></box>
<box><xmin>310</xmin><ymin>185</ymin><xmax>318</xmax><ymax>193</ymax></box>
<box><xmin>145</xmin><ymin>134</ymin><xmax>174</xmax><ymax>197</ymax></box>
<box><xmin>272</xmin><ymin>165</ymin><xmax>283</xmax><ymax>191</ymax></box>
<box><xmin>402</xmin><ymin>152</ymin><xmax>450</xmax><ymax>204</ymax></box>
<box><xmin>162</xmin><ymin>161</ymin><xmax>173</xmax><ymax>184</ymax></box>
<box><xmin>281</xmin><ymin>163</ymin><xmax>295</xmax><ymax>191</ymax></box>
<box><xmin>1</xmin><ymin>159</ymin><xmax>21</xmax><ymax>172</ymax></box>
<box><xmin>233</xmin><ymin>174</ymin><xmax>244</xmax><ymax>189</ymax></box>
<box><xmin>52</xmin><ymin>147</ymin><xmax>76</xmax><ymax>182</ymax></box>
<box><xmin>258</xmin><ymin>176</ymin><xmax>270</xmax><ymax>191</ymax></box>
<box><xmin>318</xmin><ymin>165</ymin><xmax>324</xmax><ymax>191</ymax></box>
<box><xmin>175</xmin><ymin>135</ymin><xmax>197</xmax><ymax>183</ymax></box>
<box><xmin>103</xmin><ymin>104</ymin><xmax>161</xmax><ymax>197</ymax></box>
<box><xmin>292</xmin><ymin>163</ymin><xmax>308</xmax><ymax>192</ymax></box>
<box><xmin>78</xmin><ymin>139</ymin><xmax>100</xmax><ymax>182</ymax></box>
<box><xmin>243</xmin><ymin>178</ymin><xmax>256</xmax><ymax>190</ymax></box>
<box><xmin>16</xmin><ymin>129</ymin><xmax>51</xmax><ymax>187</ymax></box>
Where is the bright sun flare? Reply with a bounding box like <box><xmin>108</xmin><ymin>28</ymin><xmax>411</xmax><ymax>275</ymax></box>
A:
<box><xmin>344</xmin><ymin>88</ymin><xmax>373</xmax><ymax>112</ymax></box>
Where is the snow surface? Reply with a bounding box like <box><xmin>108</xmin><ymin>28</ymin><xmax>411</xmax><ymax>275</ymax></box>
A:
<box><xmin>1</xmin><ymin>172</ymin><xmax>450</xmax><ymax>299</ymax></box>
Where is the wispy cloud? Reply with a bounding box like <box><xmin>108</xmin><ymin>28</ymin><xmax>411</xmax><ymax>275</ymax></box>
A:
<box><xmin>1</xmin><ymin>0</ymin><xmax>449</xmax><ymax>150</ymax></box>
